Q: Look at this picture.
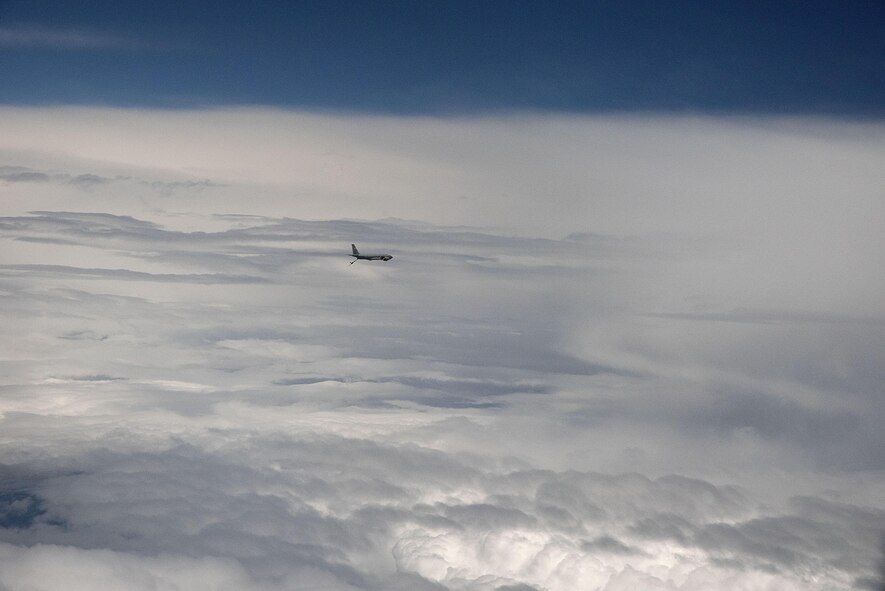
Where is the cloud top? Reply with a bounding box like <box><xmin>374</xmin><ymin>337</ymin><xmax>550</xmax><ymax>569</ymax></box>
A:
<box><xmin>0</xmin><ymin>108</ymin><xmax>883</xmax><ymax>589</ymax></box>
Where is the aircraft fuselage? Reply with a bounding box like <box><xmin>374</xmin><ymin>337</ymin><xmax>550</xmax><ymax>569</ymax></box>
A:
<box><xmin>350</xmin><ymin>244</ymin><xmax>392</xmax><ymax>263</ymax></box>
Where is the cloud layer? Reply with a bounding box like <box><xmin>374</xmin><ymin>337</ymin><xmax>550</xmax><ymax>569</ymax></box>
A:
<box><xmin>1</xmin><ymin>108</ymin><xmax>883</xmax><ymax>589</ymax></box>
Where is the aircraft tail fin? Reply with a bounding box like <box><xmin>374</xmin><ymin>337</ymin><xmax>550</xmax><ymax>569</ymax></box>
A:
<box><xmin>351</xmin><ymin>244</ymin><xmax>359</xmax><ymax>256</ymax></box>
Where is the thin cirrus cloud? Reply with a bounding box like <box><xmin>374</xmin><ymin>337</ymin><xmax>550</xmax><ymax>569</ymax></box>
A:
<box><xmin>0</xmin><ymin>107</ymin><xmax>883</xmax><ymax>589</ymax></box>
<box><xmin>0</xmin><ymin>24</ymin><xmax>153</xmax><ymax>50</ymax></box>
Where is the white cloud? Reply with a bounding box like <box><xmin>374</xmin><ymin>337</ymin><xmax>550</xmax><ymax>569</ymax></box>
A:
<box><xmin>0</xmin><ymin>108</ymin><xmax>883</xmax><ymax>589</ymax></box>
<box><xmin>0</xmin><ymin>543</ymin><xmax>270</xmax><ymax>591</ymax></box>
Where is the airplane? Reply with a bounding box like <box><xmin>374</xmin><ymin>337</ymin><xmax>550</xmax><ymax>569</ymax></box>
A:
<box><xmin>350</xmin><ymin>244</ymin><xmax>393</xmax><ymax>264</ymax></box>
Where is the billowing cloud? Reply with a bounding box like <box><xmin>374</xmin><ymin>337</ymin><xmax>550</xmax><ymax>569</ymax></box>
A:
<box><xmin>0</xmin><ymin>108</ymin><xmax>883</xmax><ymax>589</ymax></box>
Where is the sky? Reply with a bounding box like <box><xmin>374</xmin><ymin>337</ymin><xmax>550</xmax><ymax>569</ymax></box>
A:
<box><xmin>1</xmin><ymin>0</ymin><xmax>884</xmax><ymax>113</ymax></box>
<box><xmin>1</xmin><ymin>2</ymin><xmax>884</xmax><ymax>590</ymax></box>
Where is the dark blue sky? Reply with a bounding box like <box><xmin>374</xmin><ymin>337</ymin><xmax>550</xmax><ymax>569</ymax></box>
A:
<box><xmin>0</xmin><ymin>0</ymin><xmax>882</xmax><ymax>114</ymax></box>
